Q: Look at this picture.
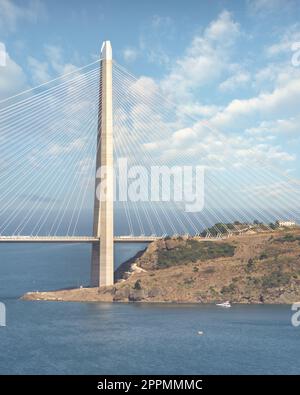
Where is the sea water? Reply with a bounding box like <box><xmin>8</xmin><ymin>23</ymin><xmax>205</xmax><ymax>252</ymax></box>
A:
<box><xmin>0</xmin><ymin>243</ymin><xmax>299</xmax><ymax>375</ymax></box>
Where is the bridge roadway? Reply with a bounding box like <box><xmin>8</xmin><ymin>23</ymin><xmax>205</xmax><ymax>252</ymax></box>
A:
<box><xmin>0</xmin><ymin>235</ymin><xmax>229</xmax><ymax>244</ymax></box>
<box><xmin>0</xmin><ymin>235</ymin><xmax>162</xmax><ymax>243</ymax></box>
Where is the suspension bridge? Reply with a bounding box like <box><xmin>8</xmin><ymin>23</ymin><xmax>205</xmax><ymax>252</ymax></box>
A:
<box><xmin>0</xmin><ymin>41</ymin><xmax>299</xmax><ymax>288</ymax></box>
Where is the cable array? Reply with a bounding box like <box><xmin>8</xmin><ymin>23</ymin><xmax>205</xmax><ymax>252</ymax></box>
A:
<box><xmin>0</xmin><ymin>58</ymin><xmax>299</xmax><ymax>237</ymax></box>
<box><xmin>0</xmin><ymin>63</ymin><xmax>100</xmax><ymax>236</ymax></box>
<box><xmin>112</xmin><ymin>61</ymin><xmax>300</xmax><ymax>236</ymax></box>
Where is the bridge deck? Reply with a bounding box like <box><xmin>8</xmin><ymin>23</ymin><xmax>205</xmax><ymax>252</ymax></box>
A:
<box><xmin>0</xmin><ymin>235</ymin><xmax>229</xmax><ymax>244</ymax></box>
<box><xmin>0</xmin><ymin>236</ymin><xmax>160</xmax><ymax>243</ymax></box>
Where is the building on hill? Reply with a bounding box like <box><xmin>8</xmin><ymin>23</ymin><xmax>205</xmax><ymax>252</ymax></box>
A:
<box><xmin>278</xmin><ymin>220</ymin><xmax>297</xmax><ymax>228</ymax></box>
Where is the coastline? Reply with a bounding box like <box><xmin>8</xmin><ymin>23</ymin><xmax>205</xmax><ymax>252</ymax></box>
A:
<box><xmin>21</xmin><ymin>286</ymin><xmax>294</xmax><ymax>304</ymax></box>
<box><xmin>22</xmin><ymin>229</ymin><xmax>300</xmax><ymax>304</ymax></box>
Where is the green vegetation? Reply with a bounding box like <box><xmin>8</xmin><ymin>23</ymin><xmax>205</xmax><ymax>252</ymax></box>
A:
<box><xmin>200</xmin><ymin>223</ymin><xmax>235</xmax><ymax>237</ymax></box>
<box><xmin>259</xmin><ymin>253</ymin><xmax>268</xmax><ymax>260</ymax></box>
<box><xmin>261</xmin><ymin>271</ymin><xmax>291</xmax><ymax>289</ymax></box>
<box><xmin>274</xmin><ymin>234</ymin><xmax>300</xmax><ymax>243</ymax></box>
<box><xmin>253</xmin><ymin>220</ymin><xmax>262</xmax><ymax>225</ymax></box>
<box><xmin>157</xmin><ymin>240</ymin><xmax>235</xmax><ymax>269</ymax></box>
<box><xmin>221</xmin><ymin>283</ymin><xmax>237</xmax><ymax>294</ymax></box>
<box><xmin>199</xmin><ymin>220</ymin><xmax>276</xmax><ymax>237</ymax></box>
<box><xmin>209</xmin><ymin>286</ymin><xmax>219</xmax><ymax>297</ymax></box>
<box><xmin>246</xmin><ymin>258</ymin><xmax>255</xmax><ymax>273</ymax></box>
<box><xmin>246</xmin><ymin>276</ymin><xmax>261</xmax><ymax>287</ymax></box>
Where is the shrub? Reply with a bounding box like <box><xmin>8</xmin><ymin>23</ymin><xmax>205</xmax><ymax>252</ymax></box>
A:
<box><xmin>183</xmin><ymin>277</ymin><xmax>194</xmax><ymax>286</ymax></box>
<box><xmin>156</xmin><ymin>240</ymin><xmax>235</xmax><ymax>269</ymax></box>
<box><xmin>274</xmin><ymin>234</ymin><xmax>300</xmax><ymax>243</ymax></box>
<box><xmin>133</xmin><ymin>279</ymin><xmax>142</xmax><ymax>290</ymax></box>
<box><xmin>246</xmin><ymin>258</ymin><xmax>255</xmax><ymax>272</ymax></box>
<box><xmin>259</xmin><ymin>253</ymin><xmax>268</xmax><ymax>260</ymax></box>
<box><xmin>203</xmin><ymin>266</ymin><xmax>215</xmax><ymax>274</ymax></box>
<box><xmin>247</xmin><ymin>276</ymin><xmax>261</xmax><ymax>286</ymax></box>
<box><xmin>221</xmin><ymin>283</ymin><xmax>236</xmax><ymax>294</ymax></box>
<box><xmin>262</xmin><ymin>271</ymin><xmax>291</xmax><ymax>289</ymax></box>
<box><xmin>209</xmin><ymin>286</ymin><xmax>219</xmax><ymax>296</ymax></box>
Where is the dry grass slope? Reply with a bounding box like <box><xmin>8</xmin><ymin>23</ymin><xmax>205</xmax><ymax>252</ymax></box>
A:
<box><xmin>23</xmin><ymin>229</ymin><xmax>300</xmax><ymax>304</ymax></box>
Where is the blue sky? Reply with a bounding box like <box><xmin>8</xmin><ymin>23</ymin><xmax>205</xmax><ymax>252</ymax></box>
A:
<box><xmin>0</xmin><ymin>0</ymin><xmax>300</xmax><ymax>234</ymax></box>
<box><xmin>0</xmin><ymin>1</ymin><xmax>300</xmax><ymax>171</ymax></box>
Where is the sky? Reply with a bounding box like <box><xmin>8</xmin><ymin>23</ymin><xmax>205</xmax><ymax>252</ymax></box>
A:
<box><xmin>0</xmin><ymin>0</ymin><xmax>300</xmax><ymax>233</ymax></box>
<box><xmin>0</xmin><ymin>0</ymin><xmax>300</xmax><ymax>167</ymax></box>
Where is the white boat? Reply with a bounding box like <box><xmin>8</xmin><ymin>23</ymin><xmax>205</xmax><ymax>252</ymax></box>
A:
<box><xmin>216</xmin><ymin>301</ymin><xmax>231</xmax><ymax>308</ymax></box>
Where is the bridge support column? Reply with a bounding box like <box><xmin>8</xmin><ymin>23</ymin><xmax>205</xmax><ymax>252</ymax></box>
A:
<box><xmin>90</xmin><ymin>41</ymin><xmax>114</xmax><ymax>287</ymax></box>
<box><xmin>90</xmin><ymin>242</ymin><xmax>100</xmax><ymax>286</ymax></box>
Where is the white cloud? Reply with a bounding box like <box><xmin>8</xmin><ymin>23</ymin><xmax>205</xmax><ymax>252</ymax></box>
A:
<box><xmin>266</xmin><ymin>24</ymin><xmax>300</xmax><ymax>57</ymax></box>
<box><xmin>143</xmin><ymin>142</ymin><xmax>159</xmax><ymax>151</ymax></box>
<box><xmin>0</xmin><ymin>41</ymin><xmax>6</xmax><ymax>66</ymax></box>
<box><xmin>172</xmin><ymin>127</ymin><xmax>198</xmax><ymax>146</ymax></box>
<box><xmin>145</xmin><ymin>46</ymin><xmax>170</xmax><ymax>66</ymax></box>
<box><xmin>248</xmin><ymin>0</ymin><xmax>294</xmax><ymax>15</ymax></box>
<box><xmin>176</xmin><ymin>103</ymin><xmax>221</xmax><ymax>118</ymax></box>
<box><xmin>0</xmin><ymin>0</ymin><xmax>45</xmax><ymax>32</ymax></box>
<box><xmin>43</xmin><ymin>45</ymin><xmax>78</xmax><ymax>75</ymax></box>
<box><xmin>0</xmin><ymin>42</ymin><xmax>28</xmax><ymax>99</ymax></box>
<box><xmin>235</xmin><ymin>144</ymin><xmax>295</xmax><ymax>162</ymax></box>
<box><xmin>113</xmin><ymin>10</ymin><xmax>299</xmax><ymax>172</ymax></box>
<box><xmin>26</xmin><ymin>44</ymin><xmax>83</xmax><ymax>87</ymax></box>
<box><xmin>27</xmin><ymin>56</ymin><xmax>50</xmax><ymax>84</ymax></box>
<box><xmin>204</xmin><ymin>10</ymin><xmax>240</xmax><ymax>43</ymax></box>
<box><xmin>130</xmin><ymin>76</ymin><xmax>159</xmax><ymax>99</ymax></box>
<box><xmin>219</xmin><ymin>70</ymin><xmax>251</xmax><ymax>92</ymax></box>
<box><xmin>48</xmin><ymin>138</ymin><xmax>85</xmax><ymax>156</ymax></box>
<box><xmin>168</xmin><ymin>120</ymin><xmax>295</xmax><ymax>165</ymax></box>
<box><xmin>139</xmin><ymin>15</ymin><xmax>176</xmax><ymax>66</ymax></box>
<box><xmin>122</xmin><ymin>47</ymin><xmax>138</xmax><ymax>63</ymax></box>
<box><xmin>161</xmin><ymin>11</ymin><xmax>241</xmax><ymax>101</ymax></box>
<box><xmin>151</xmin><ymin>15</ymin><xmax>173</xmax><ymax>29</ymax></box>
<box><xmin>138</xmin><ymin>15</ymin><xmax>173</xmax><ymax>66</ymax></box>
<box><xmin>246</xmin><ymin>116</ymin><xmax>300</xmax><ymax>137</ymax></box>
<box><xmin>211</xmin><ymin>77</ymin><xmax>300</xmax><ymax>130</ymax></box>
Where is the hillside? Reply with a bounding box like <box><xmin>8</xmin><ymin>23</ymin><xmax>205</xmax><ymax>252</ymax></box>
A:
<box><xmin>23</xmin><ymin>229</ymin><xmax>300</xmax><ymax>304</ymax></box>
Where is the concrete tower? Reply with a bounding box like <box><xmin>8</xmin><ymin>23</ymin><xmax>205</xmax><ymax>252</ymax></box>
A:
<box><xmin>90</xmin><ymin>41</ymin><xmax>114</xmax><ymax>287</ymax></box>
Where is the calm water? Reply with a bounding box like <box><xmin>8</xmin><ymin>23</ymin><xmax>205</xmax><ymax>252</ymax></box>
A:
<box><xmin>0</xmin><ymin>244</ymin><xmax>299</xmax><ymax>375</ymax></box>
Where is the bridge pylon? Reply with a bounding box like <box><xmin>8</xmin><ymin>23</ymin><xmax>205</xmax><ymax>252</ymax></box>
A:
<box><xmin>91</xmin><ymin>41</ymin><xmax>114</xmax><ymax>287</ymax></box>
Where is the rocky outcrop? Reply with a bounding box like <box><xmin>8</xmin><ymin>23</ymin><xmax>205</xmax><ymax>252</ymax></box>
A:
<box><xmin>114</xmin><ymin>248</ymin><xmax>147</xmax><ymax>281</ymax></box>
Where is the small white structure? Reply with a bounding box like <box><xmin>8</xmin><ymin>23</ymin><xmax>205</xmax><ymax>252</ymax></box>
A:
<box><xmin>278</xmin><ymin>220</ymin><xmax>297</xmax><ymax>228</ymax></box>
